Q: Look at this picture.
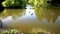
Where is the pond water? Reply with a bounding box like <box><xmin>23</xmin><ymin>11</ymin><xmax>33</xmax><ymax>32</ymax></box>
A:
<box><xmin>0</xmin><ymin>5</ymin><xmax>60</xmax><ymax>34</ymax></box>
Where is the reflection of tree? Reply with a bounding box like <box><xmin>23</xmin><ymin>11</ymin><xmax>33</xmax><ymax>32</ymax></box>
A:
<box><xmin>35</xmin><ymin>8</ymin><xmax>60</xmax><ymax>23</ymax></box>
<box><xmin>0</xmin><ymin>9</ymin><xmax>25</xmax><ymax>18</ymax></box>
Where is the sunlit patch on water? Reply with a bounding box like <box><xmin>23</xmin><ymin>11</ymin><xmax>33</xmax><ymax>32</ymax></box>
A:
<box><xmin>32</xmin><ymin>28</ymin><xmax>52</xmax><ymax>34</ymax></box>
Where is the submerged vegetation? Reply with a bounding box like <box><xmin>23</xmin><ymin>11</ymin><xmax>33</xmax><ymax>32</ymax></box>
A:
<box><xmin>0</xmin><ymin>29</ymin><xmax>22</xmax><ymax>34</ymax></box>
<box><xmin>0</xmin><ymin>29</ymin><xmax>51</xmax><ymax>34</ymax></box>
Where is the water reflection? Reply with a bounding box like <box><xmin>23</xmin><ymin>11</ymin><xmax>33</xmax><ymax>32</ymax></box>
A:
<box><xmin>0</xmin><ymin>9</ymin><xmax>25</xmax><ymax>18</ymax></box>
<box><xmin>0</xmin><ymin>7</ymin><xmax>60</xmax><ymax>34</ymax></box>
<box><xmin>35</xmin><ymin>8</ymin><xmax>60</xmax><ymax>23</ymax></box>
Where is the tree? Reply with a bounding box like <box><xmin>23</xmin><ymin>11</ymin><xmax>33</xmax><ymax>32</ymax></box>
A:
<box><xmin>50</xmin><ymin>0</ymin><xmax>60</xmax><ymax>7</ymax></box>
<box><xmin>2</xmin><ymin>0</ymin><xmax>27</xmax><ymax>8</ymax></box>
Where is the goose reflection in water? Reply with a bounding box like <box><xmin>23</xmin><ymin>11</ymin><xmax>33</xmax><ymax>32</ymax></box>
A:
<box><xmin>35</xmin><ymin>8</ymin><xmax>60</xmax><ymax>23</ymax></box>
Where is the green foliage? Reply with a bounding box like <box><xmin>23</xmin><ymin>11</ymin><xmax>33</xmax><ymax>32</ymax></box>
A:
<box><xmin>28</xmin><ymin>0</ymin><xmax>46</xmax><ymax>8</ymax></box>
<box><xmin>2</xmin><ymin>0</ymin><xmax>27</xmax><ymax>8</ymax></box>
<box><xmin>0</xmin><ymin>29</ymin><xmax>18</xmax><ymax>34</ymax></box>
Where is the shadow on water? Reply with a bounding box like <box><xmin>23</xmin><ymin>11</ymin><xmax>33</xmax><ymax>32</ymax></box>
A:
<box><xmin>0</xmin><ymin>5</ymin><xmax>4</xmax><ymax>13</ymax></box>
